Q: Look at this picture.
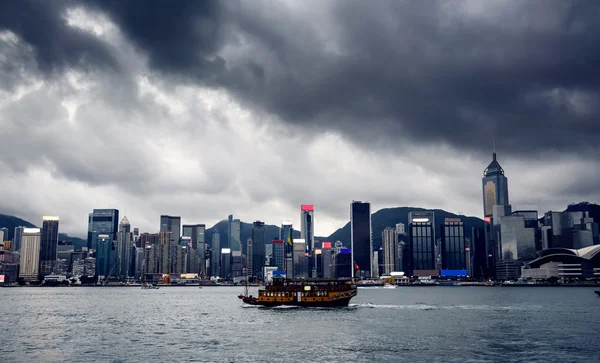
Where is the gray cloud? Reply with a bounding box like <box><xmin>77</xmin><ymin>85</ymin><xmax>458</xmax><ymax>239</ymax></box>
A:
<box><xmin>0</xmin><ymin>0</ymin><xmax>599</xmax><ymax>236</ymax></box>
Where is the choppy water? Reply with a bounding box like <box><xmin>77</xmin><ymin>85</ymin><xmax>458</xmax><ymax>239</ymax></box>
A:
<box><xmin>1</xmin><ymin>286</ymin><xmax>599</xmax><ymax>362</ymax></box>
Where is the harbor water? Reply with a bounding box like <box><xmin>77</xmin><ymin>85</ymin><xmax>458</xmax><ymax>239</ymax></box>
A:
<box><xmin>1</xmin><ymin>286</ymin><xmax>599</xmax><ymax>362</ymax></box>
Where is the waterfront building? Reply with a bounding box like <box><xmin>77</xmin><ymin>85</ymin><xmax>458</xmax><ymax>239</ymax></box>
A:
<box><xmin>84</xmin><ymin>257</ymin><xmax>96</xmax><ymax>277</ymax></box>
<box><xmin>272</xmin><ymin>240</ymin><xmax>285</xmax><ymax>271</ymax></box>
<box><xmin>251</xmin><ymin>221</ymin><xmax>266</xmax><ymax>279</ymax></box>
<box><xmin>542</xmin><ymin>211</ymin><xmax>598</xmax><ymax>249</ymax></box>
<box><xmin>471</xmin><ymin>227</ymin><xmax>486</xmax><ymax>279</ymax></box>
<box><xmin>482</xmin><ymin>152</ymin><xmax>509</xmax><ymax>278</ymax></box>
<box><xmin>292</xmin><ymin>239</ymin><xmax>308</xmax><ymax>278</ymax></box>
<box><xmin>231</xmin><ymin>250</ymin><xmax>243</xmax><ymax>278</ymax></box>
<box><xmin>39</xmin><ymin>216</ymin><xmax>59</xmax><ymax>276</ymax></box>
<box><xmin>87</xmin><ymin>209</ymin><xmax>119</xmax><ymax>250</ymax></box>
<box><xmin>381</xmin><ymin>227</ymin><xmax>397</xmax><ymax>275</ymax></box>
<box><xmin>13</xmin><ymin>226</ymin><xmax>25</xmax><ymax>252</ymax></box>
<box><xmin>246</xmin><ymin>238</ymin><xmax>253</xmax><ymax>279</ymax></box>
<box><xmin>335</xmin><ymin>248</ymin><xmax>352</xmax><ymax>278</ymax></box>
<box><xmin>20</xmin><ymin>228</ymin><xmax>41</xmax><ymax>281</ymax></box>
<box><xmin>116</xmin><ymin>216</ymin><xmax>132</xmax><ymax>279</ymax></box>
<box><xmin>498</xmin><ymin>212</ymin><xmax>538</xmax><ymax>262</ymax></box>
<box><xmin>408</xmin><ymin>211</ymin><xmax>436</xmax><ymax>276</ymax></box>
<box><xmin>220</xmin><ymin>248</ymin><xmax>231</xmax><ymax>279</ymax></box>
<box><xmin>300</xmin><ymin>205</ymin><xmax>315</xmax><ymax>253</ymax></box>
<box><xmin>71</xmin><ymin>258</ymin><xmax>85</xmax><ymax>277</ymax></box>
<box><xmin>95</xmin><ymin>234</ymin><xmax>114</xmax><ymax>278</ymax></box>
<box><xmin>321</xmin><ymin>242</ymin><xmax>333</xmax><ymax>278</ymax></box>
<box><xmin>351</xmin><ymin>201</ymin><xmax>372</xmax><ymax>278</ymax></box>
<box><xmin>440</xmin><ymin>218</ymin><xmax>466</xmax><ymax>271</ymax></box>
<box><xmin>0</xmin><ymin>244</ymin><xmax>20</xmax><ymax>283</ymax></box>
<box><xmin>211</xmin><ymin>229</ymin><xmax>220</xmax><ymax>278</ymax></box>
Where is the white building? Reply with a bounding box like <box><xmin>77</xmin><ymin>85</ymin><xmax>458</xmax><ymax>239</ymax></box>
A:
<box><xmin>20</xmin><ymin>228</ymin><xmax>41</xmax><ymax>281</ymax></box>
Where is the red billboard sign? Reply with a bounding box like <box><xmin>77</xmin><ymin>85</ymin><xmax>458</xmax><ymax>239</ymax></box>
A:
<box><xmin>301</xmin><ymin>204</ymin><xmax>314</xmax><ymax>211</ymax></box>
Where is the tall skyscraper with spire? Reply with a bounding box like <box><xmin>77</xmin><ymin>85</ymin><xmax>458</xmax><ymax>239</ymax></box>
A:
<box><xmin>482</xmin><ymin>152</ymin><xmax>510</xmax><ymax>277</ymax></box>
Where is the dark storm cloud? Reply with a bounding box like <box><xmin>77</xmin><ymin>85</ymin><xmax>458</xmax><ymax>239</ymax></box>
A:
<box><xmin>0</xmin><ymin>0</ymin><xmax>118</xmax><ymax>74</ymax></box>
<box><xmin>3</xmin><ymin>0</ymin><xmax>600</xmax><ymax>156</ymax></box>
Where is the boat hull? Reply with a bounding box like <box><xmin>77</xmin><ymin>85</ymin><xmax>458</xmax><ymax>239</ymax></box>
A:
<box><xmin>239</xmin><ymin>295</ymin><xmax>354</xmax><ymax>307</ymax></box>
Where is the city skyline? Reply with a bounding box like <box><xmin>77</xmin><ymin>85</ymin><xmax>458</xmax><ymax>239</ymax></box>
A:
<box><xmin>1</xmin><ymin>1</ymin><xmax>599</xmax><ymax>238</ymax></box>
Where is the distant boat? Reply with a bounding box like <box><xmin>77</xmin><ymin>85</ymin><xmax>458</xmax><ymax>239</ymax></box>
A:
<box><xmin>141</xmin><ymin>283</ymin><xmax>159</xmax><ymax>290</ymax></box>
<box><xmin>595</xmin><ymin>290</ymin><xmax>600</xmax><ymax>297</ymax></box>
<box><xmin>383</xmin><ymin>283</ymin><xmax>397</xmax><ymax>289</ymax></box>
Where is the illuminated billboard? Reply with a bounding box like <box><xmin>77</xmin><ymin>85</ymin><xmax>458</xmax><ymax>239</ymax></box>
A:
<box><xmin>272</xmin><ymin>240</ymin><xmax>284</xmax><ymax>244</ymax></box>
<box><xmin>440</xmin><ymin>269</ymin><xmax>467</xmax><ymax>277</ymax></box>
<box><xmin>301</xmin><ymin>205</ymin><xmax>314</xmax><ymax>211</ymax></box>
<box><xmin>322</xmin><ymin>242</ymin><xmax>332</xmax><ymax>249</ymax></box>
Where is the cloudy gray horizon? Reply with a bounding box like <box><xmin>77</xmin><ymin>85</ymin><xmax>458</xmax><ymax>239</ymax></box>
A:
<box><xmin>1</xmin><ymin>0</ymin><xmax>599</xmax><ymax>238</ymax></box>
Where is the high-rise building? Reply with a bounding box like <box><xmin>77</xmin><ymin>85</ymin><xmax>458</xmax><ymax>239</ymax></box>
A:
<box><xmin>20</xmin><ymin>228</ymin><xmax>41</xmax><ymax>281</ymax></box>
<box><xmin>231</xmin><ymin>250</ymin><xmax>243</xmax><ymax>278</ymax></box>
<box><xmin>272</xmin><ymin>240</ymin><xmax>285</xmax><ymax>270</ymax></box>
<box><xmin>542</xmin><ymin>211</ymin><xmax>597</xmax><ymax>249</ymax></box>
<box><xmin>482</xmin><ymin>152</ymin><xmax>509</xmax><ymax>277</ymax></box>
<box><xmin>498</xmin><ymin>213</ymin><xmax>537</xmax><ymax>261</ymax></box>
<box><xmin>87</xmin><ymin>209</ymin><xmax>119</xmax><ymax>250</ymax></box>
<box><xmin>211</xmin><ymin>229</ymin><xmax>220</xmax><ymax>278</ymax></box>
<box><xmin>0</xmin><ymin>227</ymin><xmax>8</xmax><ymax>242</ymax></box>
<box><xmin>300</xmin><ymin>205</ymin><xmax>315</xmax><ymax>253</ymax></box>
<box><xmin>182</xmin><ymin>224</ymin><xmax>206</xmax><ymax>275</ymax></box>
<box><xmin>95</xmin><ymin>234</ymin><xmax>113</xmax><ymax>278</ymax></box>
<box><xmin>321</xmin><ymin>242</ymin><xmax>333</xmax><ymax>278</ymax></box>
<box><xmin>246</xmin><ymin>238</ymin><xmax>253</xmax><ymax>278</ymax></box>
<box><xmin>220</xmin><ymin>248</ymin><xmax>231</xmax><ymax>278</ymax></box>
<box><xmin>251</xmin><ymin>221</ymin><xmax>266</xmax><ymax>279</ymax></box>
<box><xmin>39</xmin><ymin>216</ymin><xmax>59</xmax><ymax>276</ymax></box>
<box><xmin>381</xmin><ymin>227</ymin><xmax>397</xmax><ymax>275</ymax></box>
<box><xmin>280</xmin><ymin>220</ymin><xmax>293</xmax><ymax>274</ymax></box>
<box><xmin>351</xmin><ymin>201</ymin><xmax>372</xmax><ymax>278</ymax></box>
<box><xmin>228</xmin><ymin>216</ymin><xmax>241</xmax><ymax>252</ymax></box>
<box><xmin>160</xmin><ymin>215</ymin><xmax>181</xmax><ymax>245</ymax></box>
<box><xmin>408</xmin><ymin>211</ymin><xmax>436</xmax><ymax>275</ymax></box>
<box><xmin>335</xmin><ymin>247</ymin><xmax>352</xmax><ymax>278</ymax></box>
<box><xmin>440</xmin><ymin>218</ymin><xmax>466</xmax><ymax>271</ymax></box>
<box><xmin>116</xmin><ymin>216</ymin><xmax>132</xmax><ymax>279</ymax></box>
<box><xmin>13</xmin><ymin>226</ymin><xmax>25</xmax><ymax>252</ymax></box>
<box><xmin>293</xmin><ymin>239</ymin><xmax>308</xmax><ymax>278</ymax></box>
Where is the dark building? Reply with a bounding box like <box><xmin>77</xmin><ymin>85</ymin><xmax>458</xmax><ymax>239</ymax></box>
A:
<box><xmin>251</xmin><ymin>221</ymin><xmax>266</xmax><ymax>279</ymax></box>
<box><xmin>182</xmin><ymin>224</ymin><xmax>206</xmax><ymax>249</ymax></box>
<box><xmin>482</xmin><ymin>152</ymin><xmax>509</xmax><ymax>278</ymax></box>
<box><xmin>39</xmin><ymin>216</ymin><xmax>60</xmax><ymax>276</ymax></box>
<box><xmin>542</xmin><ymin>211</ymin><xmax>598</xmax><ymax>249</ymax></box>
<box><xmin>335</xmin><ymin>248</ymin><xmax>352</xmax><ymax>278</ymax></box>
<box><xmin>351</xmin><ymin>201</ymin><xmax>372</xmax><ymax>278</ymax></box>
<box><xmin>272</xmin><ymin>240</ymin><xmax>285</xmax><ymax>270</ymax></box>
<box><xmin>471</xmin><ymin>226</ymin><xmax>487</xmax><ymax>279</ymax></box>
<box><xmin>440</xmin><ymin>218</ymin><xmax>466</xmax><ymax>271</ymax></box>
<box><xmin>408</xmin><ymin>211</ymin><xmax>436</xmax><ymax>275</ymax></box>
<box><xmin>160</xmin><ymin>215</ymin><xmax>181</xmax><ymax>245</ymax></box>
<box><xmin>87</xmin><ymin>209</ymin><xmax>119</xmax><ymax>250</ymax></box>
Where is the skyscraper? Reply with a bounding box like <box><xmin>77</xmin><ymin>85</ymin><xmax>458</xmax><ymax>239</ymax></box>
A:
<box><xmin>251</xmin><ymin>221</ymin><xmax>266</xmax><ymax>279</ymax></box>
<box><xmin>13</xmin><ymin>226</ymin><xmax>24</xmax><ymax>252</ymax></box>
<box><xmin>87</xmin><ymin>209</ymin><xmax>119</xmax><ymax>250</ymax></box>
<box><xmin>95</xmin><ymin>234</ymin><xmax>113</xmax><ymax>278</ymax></box>
<box><xmin>351</xmin><ymin>201</ymin><xmax>372</xmax><ymax>278</ymax></box>
<box><xmin>116</xmin><ymin>216</ymin><xmax>132</xmax><ymax>279</ymax></box>
<box><xmin>280</xmin><ymin>220</ymin><xmax>293</xmax><ymax>273</ymax></box>
<box><xmin>211</xmin><ymin>229</ymin><xmax>220</xmax><ymax>278</ymax></box>
<box><xmin>482</xmin><ymin>152</ymin><xmax>509</xmax><ymax>277</ymax></box>
<box><xmin>160</xmin><ymin>215</ymin><xmax>181</xmax><ymax>245</ymax></box>
<box><xmin>20</xmin><ymin>228</ymin><xmax>41</xmax><ymax>281</ymax></box>
<box><xmin>182</xmin><ymin>224</ymin><xmax>206</xmax><ymax>275</ymax></box>
<box><xmin>440</xmin><ymin>218</ymin><xmax>466</xmax><ymax>271</ymax></box>
<box><xmin>0</xmin><ymin>227</ymin><xmax>8</xmax><ymax>242</ymax></box>
<box><xmin>293</xmin><ymin>239</ymin><xmax>308</xmax><ymax>278</ymax></box>
<box><xmin>408</xmin><ymin>211</ymin><xmax>436</xmax><ymax>275</ymax></box>
<box><xmin>300</xmin><ymin>205</ymin><xmax>315</xmax><ymax>253</ymax></box>
<box><xmin>381</xmin><ymin>227</ymin><xmax>397</xmax><ymax>275</ymax></box>
<box><xmin>39</xmin><ymin>216</ymin><xmax>59</xmax><ymax>276</ymax></box>
<box><xmin>272</xmin><ymin>240</ymin><xmax>285</xmax><ymax>271</ymax></box>
<box><xmin>228</xmin><ymin>216</ymin><xmax>241</xmax><ymax>252</ymax></box>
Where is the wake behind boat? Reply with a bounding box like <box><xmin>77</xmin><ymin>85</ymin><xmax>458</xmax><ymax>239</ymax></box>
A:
<box><xmin>238</xmin><ymin>278</ymin><xmax>357</xmax><ymax>307</ymax></box>
<box><xmin>595</xmin><ymin>290</ymin><xmax>600</xmax><ymax>297</ymax></box>
<box><xmin>141</xmin><ymin>283</ymin><xmax>159</xmax><ymax>290</ymax></box>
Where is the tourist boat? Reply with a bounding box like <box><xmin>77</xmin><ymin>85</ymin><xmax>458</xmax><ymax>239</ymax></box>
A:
<box><xmin>238</xmin><ymin>278</ymin><xmax>357</xmax><ymax>307</ymax></box>
<box><xmin>595</xmin><ymin>290</ymin><xmax>600</xmax><ymax>297</ymax></box>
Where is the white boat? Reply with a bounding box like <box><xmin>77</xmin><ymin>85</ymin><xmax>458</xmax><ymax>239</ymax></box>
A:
<box><xmin>141</xmin><ymin>283</ymin><xmax>159</xmax><ymax>290</ymax></box>
<box><xmin>383</xmin><ymin>283</ymin><xmax>397</xmax><ymax>289</ymax></box>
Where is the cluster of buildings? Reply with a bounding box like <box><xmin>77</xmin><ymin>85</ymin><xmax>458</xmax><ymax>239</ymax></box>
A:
<box><xmin>0</xmin><ymin>153</ymin><xmax>599</xmax><ymax>285</ymax></box>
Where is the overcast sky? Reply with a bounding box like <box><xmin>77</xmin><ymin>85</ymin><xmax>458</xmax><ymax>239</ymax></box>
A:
<box><xmin>1</xmin><ymin>0</ymin><xmax>599</xmax><ymax>238</ymax></box>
